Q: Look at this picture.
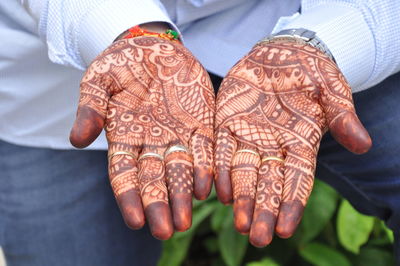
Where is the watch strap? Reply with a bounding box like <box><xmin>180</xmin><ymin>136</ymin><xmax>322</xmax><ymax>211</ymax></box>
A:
<box><xmin>257</xmin><ymin>28</ymin><xmax>336</xmax><ymax>63</ymax></box>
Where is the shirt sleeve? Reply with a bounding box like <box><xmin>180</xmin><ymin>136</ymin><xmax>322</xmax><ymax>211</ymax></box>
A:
<box><xmin>272</xmin><ymin>0</ymin><xmax>400</xmax><ymax>92</ymax></box>
<box><xmin>19</xmin><ymin>0</ymin><xmax>177</xmax><ymax>70</ymax></box>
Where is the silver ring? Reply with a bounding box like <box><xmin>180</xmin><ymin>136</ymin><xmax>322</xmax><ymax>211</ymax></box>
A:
<box><xmin>138</xmin><ymin>152</ymin><xmax>164</xmax><ymax>162</ymax></box>
<box><xmin>108</xmin><ymin>151</ymin><xmax>136</xmax><ymax>161</ymax></box>
<box><xmin>164</xmin><ymin>145</ymin><xmax>189</xmax><ymax>157</ymax></box>
<box><xmin>235</xmin><ymin>149</ymin><xmax>259</xmax><ymax>157</ymax></box>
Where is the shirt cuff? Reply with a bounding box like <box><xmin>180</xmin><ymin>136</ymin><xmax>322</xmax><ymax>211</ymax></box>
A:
<box><xmin>78</xmin><ymin>0</ymin><xmax>177</xmax><ymax>68</ymax></box>
<box><xmin>273</xmin><ymin>4</ymin><xmax>375</xmax><ymax>93</ymax></box>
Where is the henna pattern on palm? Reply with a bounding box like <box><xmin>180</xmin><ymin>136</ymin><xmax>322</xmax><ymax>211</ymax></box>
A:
<box><xmin>70</xmin><ymin>36</ymin><xmax>215</xmax><ymax>240</ymax></box>
<box><xmin>215</xmin><ymin>40</ymin><xmax>371</xmax><ymax>247</ymax></box>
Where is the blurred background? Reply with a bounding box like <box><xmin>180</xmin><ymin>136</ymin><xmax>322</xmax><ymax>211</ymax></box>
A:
<box><xmin>0</xmin><ymin>249</ymin><xmax>4</xmax><ymax>266</ymax></box>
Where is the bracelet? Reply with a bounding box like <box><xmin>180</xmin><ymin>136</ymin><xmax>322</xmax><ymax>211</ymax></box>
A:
<box><xmin>122</xmin><ymin>25</ymin><xmax>180</xmax><ymax>43</ymax></box>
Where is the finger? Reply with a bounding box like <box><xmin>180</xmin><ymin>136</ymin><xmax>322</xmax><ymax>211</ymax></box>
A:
<box><xmin>138</xmin><ymin>150</ymin><xmax>173</xmax><ymax>240</ymax></box>
<box><xmin>108</xmin><ymin>146</ymin><xmax>144</xmax><ymax>229</ymax></box>
<box><xmin>275</xmin><ymin>145</ymin><xmax>316</xmax><ymax>238</ymax></box>
<box><xmin>165</xmin><ymin>149</ymin><xmax>194</xmax><ymax>232</ymax></box>
<box><xmin>70</xmin><ymin>70</ymin><xmax>112</xmax><ymax>148</ymax></box>
<box><xmin>214</xmin><ymin>128</ymin><xmax>237</xmax><ymax>204</ymax></box>
<box><xmin>190</xmin><ymin>127</ymin><xmax>213</xmax><ymax>200</ymax></box>
<box><xmin>320</xmin><ymin>62</ymin><xmax>372</xmax><ymax>154</ymax></box>
<box><xmin>249</xmin><ymin>154</ymin><xmax>284</xmax><ymax>247</ymax></box>
<box><xmin>231</xmin><ymin>145</ymin><xmax>260</xmax><ymax>234</ymax></box>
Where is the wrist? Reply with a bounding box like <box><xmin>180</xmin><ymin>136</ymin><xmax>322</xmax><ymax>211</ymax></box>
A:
<box><xmin>257</xmin><ymin>28</ymin><xmax>336</xmax><ymax>63</ymax></box>
<box><xmin>114</xmin><ymin>23</ymin><xmax>180</xmax><ymax>43</ymax></box>
<box><xmin>115</xmin><ymin>22</ymin><xmax>170</xmax><ymax>41</ymax></box>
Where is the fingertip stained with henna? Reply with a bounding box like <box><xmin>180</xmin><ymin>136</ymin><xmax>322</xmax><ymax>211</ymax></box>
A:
<box><xmin>70</xmin><ymin>106</ymin><xmax>105</xmax><ymax>148</ymax></box>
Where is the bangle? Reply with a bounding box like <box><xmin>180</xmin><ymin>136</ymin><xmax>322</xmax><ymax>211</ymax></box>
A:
<box><xmin>122</xmin><ymin>25</ymin><xmax>180</xmax><ymax>43</ymax></box>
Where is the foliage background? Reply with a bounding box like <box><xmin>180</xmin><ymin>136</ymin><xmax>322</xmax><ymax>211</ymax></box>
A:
<box><xmin>158</xmin><ymin>180</ymin><xmax>395</xmax><ymax>266</ymax></box>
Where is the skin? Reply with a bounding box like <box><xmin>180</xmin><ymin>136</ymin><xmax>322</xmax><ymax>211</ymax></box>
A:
<box><xmin>215</xmin><ymin>39</ymin><xmax>372</xmax><ymax>247</ymax></box>
<box><xmin>70</xmin><ymin>36</ymin><xmax>215</xmax><ymax>240</ymax></box>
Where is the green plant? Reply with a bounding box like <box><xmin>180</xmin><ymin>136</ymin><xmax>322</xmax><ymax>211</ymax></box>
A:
<box><xmin>158</xmin><ymin>180</ymin><xmax>395</xmax><ymax>266</ymax></box>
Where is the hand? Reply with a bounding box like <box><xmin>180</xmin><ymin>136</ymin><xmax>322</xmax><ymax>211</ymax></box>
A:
<box><xmin>70</xmin><ymin>36</ymin><xmax>215</xmax><ymax>240</ymax></box>
<box><xmin>214</xmin><ymin>40</ymin><xmax>371</xmax><ymax>246</ymax></box>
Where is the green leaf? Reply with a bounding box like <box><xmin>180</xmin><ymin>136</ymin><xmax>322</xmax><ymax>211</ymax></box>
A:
<box><xmin>157</xmin><ymin>233</ymin><xmax>193</xmax><ymax>266</ymax></box>
<box><xmin>381</xmin><ymin>221</ymin><xmax>394</xmax><ymax>243</ymax></box>
<box><xmin>218</xmin><ymin>219</ymin><xmax>248</xmax><ymax>266</ymax></box>
<box><xmin>203</xmin><ymin>236</ymin><xmax>219</xmax><ymax>253</ymax></box>
<box><xmin>337</xmin><ymin>200</ymin><xmax>374</xmax><ymax>254</ymax></box>
<box><xmin>246</xmin><ymin>257</ymin><xmax>280</xmax><ymax>266</ymax></box>
<box><xmin>355</xmin><ymin>247</ymin><xmax>395</xmax><ymax>266</ymax></box>
<box><xmin>299</xmin><ymin>242</ymin><xmax>351</xmax><ymax>266</ymax></box>
<box><xmin>211</xmin><ymin>204</ymin><xmax>232</xmax><ymax>232</ymax></box>
<box><xmin>299</xmin><ymin>179</ymin><xmax>338</xmax><ymax>244</ymax></box>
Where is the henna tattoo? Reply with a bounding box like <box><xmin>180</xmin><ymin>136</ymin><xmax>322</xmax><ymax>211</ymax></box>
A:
<box><xmin>70</xmin><ymin>36</ymin><xmax>215</xmax><ymax>239</ymax></box>
<box><xmin>215</xmin><ymin>40</ymin><xmax>371</xmax><ymax>245</ymax></box>
<box><xmin>255</xmin><ymin>161</ymin><xmax>284</xmax><ymax>215</ymax></box>
<box><xmin>139</xmin><ymin>158</ymin><xmax>168</xmax><ymax>205</ymax></box>
<box><xmin>109</xmin><ymin>155</ymin><xmax>139</xmax><ymax>196</ymax></box>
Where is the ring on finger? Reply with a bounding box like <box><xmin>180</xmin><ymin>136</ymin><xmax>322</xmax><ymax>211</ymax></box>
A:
<box><xmin>138</xmin><ymin>152</ymin><xmax>164</xmax><ymax>162</ymax></box>
<box><xmin>108</xmin><ymin>151</ymin><xmax>136</xmax><ymax>161</ymax></box>
<box><xmin>164</xmin><ymin>145</ymin><xmax>190</xmax><ymax>157</ymax></box>
<box><xmin>235</xmin><ymin>149</ymin><xmax>259</xmax><ymax>157</ymax></box>
<box><xmin>261</xmin><ymin>156</ymin><xmax>285</xmax><ymax>163</ymax></box>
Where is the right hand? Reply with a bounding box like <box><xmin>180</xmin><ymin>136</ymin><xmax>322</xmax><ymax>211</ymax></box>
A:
<box><xmin>70</xmin><ymin>36</ymin><xmax>215</xmax><ymax>240</ymax></box>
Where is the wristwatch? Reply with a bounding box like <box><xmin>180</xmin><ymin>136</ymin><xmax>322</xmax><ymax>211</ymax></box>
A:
<box><xmin>257</xmin><ymin>28</ymin><xmax>336</xmax><ymax>63</ymax></box>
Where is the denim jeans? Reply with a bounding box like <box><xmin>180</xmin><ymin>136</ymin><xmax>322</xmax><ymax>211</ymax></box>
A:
<box><xmin>0</xmin><ymin>145</ymin><xmax>161</xmax><ymax>266</ymax></box>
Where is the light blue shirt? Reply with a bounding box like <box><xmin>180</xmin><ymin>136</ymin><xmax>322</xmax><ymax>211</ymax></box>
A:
<box><xmin>1</xmin><ymin>0</ymin><xmax>399</xmax><ymax>149</ymax></box>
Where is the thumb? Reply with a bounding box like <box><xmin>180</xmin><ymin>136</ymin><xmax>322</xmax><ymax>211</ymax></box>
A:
<box><xmin>70</xmin><ymin>71</ymin><xmax>110</xmax><ymax>148</ymax></box>
<box><xmin>328</xmin><ymin>111</ymin><xmax>372</xmax><ymax>154</ymax></box>
<box><xmin>317</xmin><ymin>58</ymin><xmax>372</xmax><ymax>154</ymax></box>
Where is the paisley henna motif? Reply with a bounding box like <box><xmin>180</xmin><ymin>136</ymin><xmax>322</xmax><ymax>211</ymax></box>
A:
<box><xmin>70</xmin><ymin>37</ymin><xmax>215</xmax><ymax>239</ymax></box>
<box><xmin>215</xmin><ymin>40</ymin><xmax>371</xmax><ymax>246</ymax></box>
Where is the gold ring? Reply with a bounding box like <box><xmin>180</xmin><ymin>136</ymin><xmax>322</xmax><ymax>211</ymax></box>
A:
<box><xmin>261</xmin><ymin>156</ymin><xmax>285</xmax><ymax>163</ymax></box>
<box><xmin>138</xmin><ymin>152</ymin><xmax>164</xmax><ymax>162</ymax></box>
<box><xmin>108</xmin><ymin>151</ymin><xmax>136</xmax><ymax>161</ymax></box>
<box><xmin>235</xmin><ymin>149</ymin><xmax>259</xmax><ymax>157</ymax></box>
<box><xmin>164</xmin><ymin>145</ymin><xmax>190</xmax><ymax>157</ymax></box>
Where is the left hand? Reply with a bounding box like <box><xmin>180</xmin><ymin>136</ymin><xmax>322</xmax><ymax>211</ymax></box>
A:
<box><xmin>214</xmin><ymin>40</ymin><xmax>372</xmax><ymax>247</ymax></box>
